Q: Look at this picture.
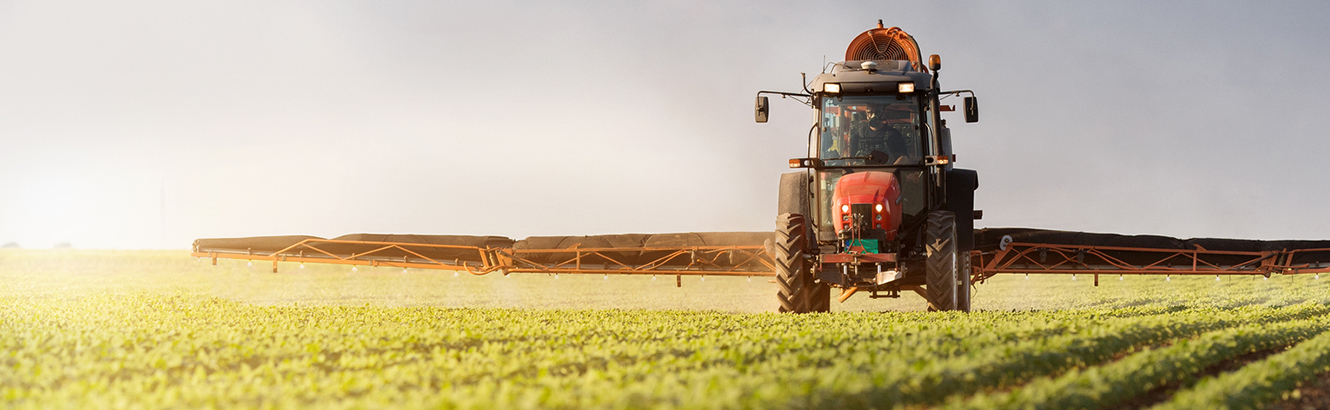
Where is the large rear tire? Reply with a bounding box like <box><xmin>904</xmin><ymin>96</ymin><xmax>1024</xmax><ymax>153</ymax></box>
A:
<box><xmin>775</xmin><ymin>213</ymin><xmax>814</xmax><ymax>313</ymax></box>
<box><xmin>926</xmin><ymin>211</ymin><xmax>958</xmax><ymax>312</ymax></box>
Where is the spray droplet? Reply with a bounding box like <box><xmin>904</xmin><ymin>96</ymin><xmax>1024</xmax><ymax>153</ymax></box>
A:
<box><xmin>651</xmin><ymin>275</ymin><xmax>656</xmax><ymax>281</ymax></box>
<box><xmin>1024</xmin><ymin>274</ymin><xmax>1029</xmax><ymax>280</ymax></box>
<box><xmin>453</xmin><ymin>271</ymin><xmax>459</xmax><ymax>277</ymax></box>
<box><xmin>299</xmin><ymin>263</ymin><xmax>305</xmax><ymax>269</ymax></box>
<box><xmin>1072</xmin><ymin>274</ymin><xmax>1077</xmax><ymax>281</ymax></box>
<box><xmin>351</xmin><ymin>266</ymin><xmax>357</xmax><ymax>272</ymax></box>
<box><xmin>1166</xmin><ymin>276</ymin><xmax>1171</xmax><ymax>282</ymax></box>
<box><xmin>701</xmin><ymin>276</ymin><xmax>706</xmax><ymax>282</ymax></box>
<box><xmin>1317</xmin><ymin>274</ymin><xmax>1321</xmax><ymax>280</ymax></box>
<box><xmin>603</xmin><ymin>274</ymin><xmax>608</xmax><ymax>280</ymax></box>
<box><xmin>1263</xmin><ymin>276</ymin><xmax>1268</xmax><ymax>281</ymax></box>
<box><xmin>1216</xmin><ymin>275</ymin><xmax>1221</xmax><ymax>282</ymax></box>
<box><xmin>747</xmin><ymin>276</ymin><xmax>752</xmax><ymax>282</ymax></box>
<box><xmin>1118</xmin><ymin>275</ymin><xmax>1123</xmax><ymax>281</ymax></box>
<box><xmin>402</xmin><ymin>268</ymin><xmax>408</xmax><ymax>274</ymax></box>
<box><xmin>246</xmin><ymin>261</ymin><xmax>252</xmax><ymax>267</ymax></box>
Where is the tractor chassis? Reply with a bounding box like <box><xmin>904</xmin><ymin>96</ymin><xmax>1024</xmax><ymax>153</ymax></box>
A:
<box><xmin>815</xmin><ymin>252</ymin><xmax>929</xmax><ymax>297</ymax></box>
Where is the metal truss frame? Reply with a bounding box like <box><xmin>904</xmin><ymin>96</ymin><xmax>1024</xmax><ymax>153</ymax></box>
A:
<box><xmin>193</xmin><ymin>238</ymin><xmax>776</xmax><ymax>277</ymax></box>
<box><xmin>971</xmin><ymin>242</ymin><xmax>1330</xmax><ymax>285</ymax></box>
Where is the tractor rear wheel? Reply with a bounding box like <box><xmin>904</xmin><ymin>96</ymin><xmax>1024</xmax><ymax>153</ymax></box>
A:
<box><xmin>775</xmin><ymin>213</ymin><xmax>813</xmax><ymax>313</ymax></box>
<box><xmin>925</xmin><ymin>211</ymin><xmax>958</xmax><ymax>312</ymax></box>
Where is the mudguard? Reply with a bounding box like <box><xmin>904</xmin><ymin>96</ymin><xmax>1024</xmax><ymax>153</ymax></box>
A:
<box><xmin>777</xmin><ymin>171</ymin><xmax>810</xmax><ymax>217</ymax></box>
<box><xmin>945</xmin><ymin>168</ymin><xmax>979</xmax><ymax>252</ymax></box>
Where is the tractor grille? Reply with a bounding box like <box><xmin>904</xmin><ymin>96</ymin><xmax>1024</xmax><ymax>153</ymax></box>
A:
<box><xmin>850</xmin><ymin>204</ymin><xmax>873</xmax><ymax>231</ymax></box>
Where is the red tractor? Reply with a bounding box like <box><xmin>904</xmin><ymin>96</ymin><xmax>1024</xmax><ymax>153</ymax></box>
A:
<box><xmin>756</xmin><ymin>22</ymin><xmax>981</xmax><ymax>313</ymax></box>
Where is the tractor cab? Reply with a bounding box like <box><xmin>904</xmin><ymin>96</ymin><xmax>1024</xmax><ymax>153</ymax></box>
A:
<box><xmin>799</xmin><ymin>28</ymin><xmax>945</xmax><ymax>259</ymax></box>
<box><xmin>809</xmin><ymin>69</ymin><xmax>934</xmax><ymax>254</ymax></box>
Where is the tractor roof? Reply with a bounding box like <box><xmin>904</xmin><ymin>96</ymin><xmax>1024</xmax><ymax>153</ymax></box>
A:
<box><xmin>809</xmin><ymin>60</ymin><xmax>933</xmax><ymax>95</ymax></box>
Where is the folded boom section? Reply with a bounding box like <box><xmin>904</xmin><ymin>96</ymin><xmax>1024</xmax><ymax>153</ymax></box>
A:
<box><xmin>972</xmin><ymin>228</ymin><xmax>1330</xmax><ymax>282</ymax></box>
<box><xmin>193</xmin><ymin>233</ymin><xmax>777</xmax><ymax>276</ymax></box>
<box><xmin>193</xmin><ymin>229</ymin><xmax>1330</xmax><ymax>281</ymax></box>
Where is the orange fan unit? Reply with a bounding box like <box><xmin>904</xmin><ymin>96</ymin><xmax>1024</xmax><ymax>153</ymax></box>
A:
<box><xmin>844</xmin><ymin>22</ymin><xmax>925</xmax><ymax>71</ymax></box>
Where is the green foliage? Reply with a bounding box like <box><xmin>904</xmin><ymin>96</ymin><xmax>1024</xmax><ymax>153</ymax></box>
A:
<box><xmin>948</xmin><ymin>318</ymin><xmax>1330</xmax><ymax>410</ymax></box>
<box><xmin>3</xmin><ymin>250</ymin><xmax>1330</xmax><ymax>409</ymax></box>
<box><xmin>1152</xmin><ymin>324</ymin><xmax>1330</xmax><ymax>410</ymax></box>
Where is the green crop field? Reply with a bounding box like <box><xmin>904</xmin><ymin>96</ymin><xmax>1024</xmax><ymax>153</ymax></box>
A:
<box><xmin>5</xmin><ymin>250</ymin><xmax>1330</xmax><ymax>409</ymax></box>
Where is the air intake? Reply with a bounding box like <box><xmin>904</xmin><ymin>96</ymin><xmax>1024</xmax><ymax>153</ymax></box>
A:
<box><xmin>844</xmin><ymin>21</ymin><xmax>924</xmax><ymax>71</ymax></box>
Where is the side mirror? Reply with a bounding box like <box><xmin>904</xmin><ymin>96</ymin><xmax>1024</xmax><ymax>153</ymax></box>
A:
<box><xmin>755</xmin><ymin>96</ymin><xmax>769</xmax><ymax>123</ymax></box>
<box><xmin>964</xmin><ymin>96</ymin><xmax>979</xmax><ymax>123</ymax></box>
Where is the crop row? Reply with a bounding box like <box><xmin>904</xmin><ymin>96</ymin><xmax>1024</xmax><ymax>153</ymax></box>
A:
<box><xmin>5</xmin><ymin>290</ymin><xmax>1330</xmax><ymax>409</ymax></box>
<box><xmin>791</xmin><ymin>302</ymin><xmax>1329</xmax><ymax>409</ymax></box>
<box><xmin>1152</xmin><ymin>323</ymin><xmax>1330</xmax><ymax>409</ymax></box>
<box><xmin>9</xmin><ymin>251</ymin><xmax>1330</xmax><ymax>409</ymax></box>
<box><xmin>947</xmin><ymin>317</ymin><xmax>1330</xmax><ymax>409</ymax></box>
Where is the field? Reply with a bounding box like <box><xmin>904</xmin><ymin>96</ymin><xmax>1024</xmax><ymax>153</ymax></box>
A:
<box><xmin>5</xmin><ymin>250</ymin><xmax>1330</xmax><ymax>409</ymax></box>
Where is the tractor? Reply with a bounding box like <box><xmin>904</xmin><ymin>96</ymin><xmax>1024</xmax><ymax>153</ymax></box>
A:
<box><xmin>756</xmin><ymin>21</ymin><xmax>981</xmax><ymax>313</ymax></box>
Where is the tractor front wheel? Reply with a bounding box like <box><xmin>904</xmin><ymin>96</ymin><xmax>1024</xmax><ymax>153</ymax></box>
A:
<box><xmin>775</xmin><ymin>213</ymin><xmax>814</xmax><ymax>313</ymax></box>
<box><xmin>810</xmin><ymin>281</ymin><xmax>831</xmax><ymax>313</ymax></box>
<box><xmin>925</xmin><ymin>211</ymin><xmax>959</xmax><ymax>312</ymax></box>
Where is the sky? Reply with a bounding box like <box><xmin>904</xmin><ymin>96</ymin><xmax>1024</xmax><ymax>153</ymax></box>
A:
<box><xmin>2</xmin><ymin>1</ymin><xmax>1329</xmax><ymax>249</ymax></box>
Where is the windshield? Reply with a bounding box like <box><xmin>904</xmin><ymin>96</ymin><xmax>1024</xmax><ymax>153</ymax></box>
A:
<box><xmin>818</xmin><ymin>95</ymin><xmax>922</xmax><ymax>166</ymax></box>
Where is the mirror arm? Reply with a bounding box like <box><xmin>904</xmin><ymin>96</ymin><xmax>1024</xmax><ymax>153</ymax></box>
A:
<box><xmin>757</xmin><ymin>90</ymin><xmax>812</xmax><ymax>107</ymax></box>
<box><xmin>938</xmin><ymin>89</ymin><xmax>976</xmax><ymax>98</ymax></box>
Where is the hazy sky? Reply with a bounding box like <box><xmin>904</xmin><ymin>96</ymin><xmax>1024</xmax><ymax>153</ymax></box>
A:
<box><xmin>2</xmin><ymin>1</ymin><xmax>1329</xmax><ymax>249</ymax></box>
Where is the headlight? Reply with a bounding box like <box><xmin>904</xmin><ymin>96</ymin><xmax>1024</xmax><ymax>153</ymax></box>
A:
<box><xmin>874</xmin><ymin>204</ymin><xmax>884</xmax><ymax>212</ymax></box>
<box><xmin>840</xmin><ymin>204</ymin><xmax>850</xmax><ymax>213</ymax></box>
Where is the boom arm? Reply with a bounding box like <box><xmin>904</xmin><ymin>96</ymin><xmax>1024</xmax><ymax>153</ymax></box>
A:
<box><xmin>970</xmin><ymin>228</ymin><xmax>1330</xmax><ymax>284</ymax></box>
<box><xmin>193</xmin><ymin>233</ymin><xmax>777</xmax><ymax>278</ymax></box>
<box><xmin>193</xmin><ymin>228</ymin><xmax>1330</xmax><ymax>284</ymax></box>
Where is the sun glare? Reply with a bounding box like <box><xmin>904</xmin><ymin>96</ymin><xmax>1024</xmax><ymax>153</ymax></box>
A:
<box><xmin>3</xmin><ymin>172</ymin><xmax>158</xmax><ymax>249</ymax></box>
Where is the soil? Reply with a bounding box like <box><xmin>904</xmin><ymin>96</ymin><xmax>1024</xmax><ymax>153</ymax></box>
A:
<box><xmin>1268</xmin><ymin>372</ymin><xmax>1330</xmax><ymax>410</ymax></box>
